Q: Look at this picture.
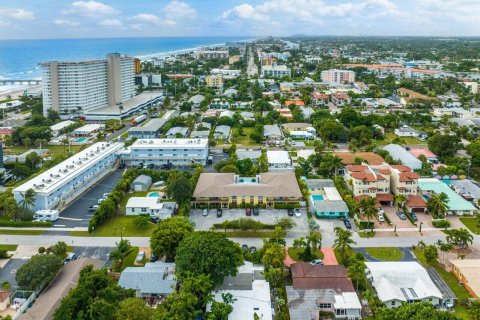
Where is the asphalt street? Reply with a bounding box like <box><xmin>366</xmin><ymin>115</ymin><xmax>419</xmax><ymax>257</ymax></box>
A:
<box><xmin>55</xmin><ymin>169</ymin><xmax>125</xmax><ymax>228</ymax></box>
<box><xmin>0</xmin><ymin>259</ymin><xmax>29</xmax><ymax>289</ymax></box>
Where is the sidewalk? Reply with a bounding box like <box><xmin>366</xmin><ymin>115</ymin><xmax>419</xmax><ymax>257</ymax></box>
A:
<box><xmin>0</xmin><ymin>227</ymin><xmax>88</xmax><ymax>231</ymax></box>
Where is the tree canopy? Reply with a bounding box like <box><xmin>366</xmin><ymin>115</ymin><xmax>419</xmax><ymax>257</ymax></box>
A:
<box><xmin>16</xmin><ymin>254</ymin><xmax>62</xmax><ymax>290</ymax></box>
<box><xmin>150</xmin><ymin>216</ymin><xmax>194</xmax><ymax>259</ymax></box>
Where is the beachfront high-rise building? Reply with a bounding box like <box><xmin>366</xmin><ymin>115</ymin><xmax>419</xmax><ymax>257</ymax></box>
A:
<box><xmin>321</xmin><ymin>69</ymin><xmax>355</xmax><ymax>84</ymax></box>
<box><xmin>41</xmin><ymin>53</ymin><xmax>135</xmax><ymax>119</ymax></box>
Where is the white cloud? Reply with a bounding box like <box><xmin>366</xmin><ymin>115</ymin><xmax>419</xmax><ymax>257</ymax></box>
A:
<box><xmin>63</xmin><ymin>1</ymin><xmax>118</xmax><ymax>17</ymax></box>
<box><xmin>54</xmin><ymin>19</ymin><xmax>81</xmax><ymax>27</ymax></box>
<box><xmin>0</xmin><ymin>8</ymin><xmax>35</xmax><ymax>20</ymax></box>
<box><xmin>128</xmin><ymin>13</ymin><xmax>163</xmax><ymax>25</ymax></box>
<box><xmin>163</xmin><ymin>1</ymin><xmax>197</xmax><ymax>20</ymax></box>
<box><xmin>221</xmin><ymin>4</ymin><xmax>267</xmax><ymax>21</ymax></box>
<box><xmin>99</xmin><ymin>18</ymin><xmax>122</xmax><ymax>26</ymax></box>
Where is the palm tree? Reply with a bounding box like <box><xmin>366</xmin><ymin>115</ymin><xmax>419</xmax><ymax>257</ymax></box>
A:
<box><xmin>436</xmin><ymin>240</ymin><xmax>453</xmax><ymax>265</ymax></box>
<box><xmin>1</xmin><ymin>281</ymin><xmax>11</xmax><ymax>291</ymax></box>
<box><xmin>359</xmin><ymin>197</ymin><xmax>377</xmax><ymax>231</ymax></box>
<box><xmin>333</xmin><ymin>227</ymin><xmax>356</xmax><ymax>262</ymax></box>
<box><xmin>394</xmin><ymin>194</ymin><xmax>408</xmax><ymax>210</ymax></box>
<box><xmin>292</xmin><ymin>237</ymin><xmax>307</xmax><ymax>250</ymax></box>
<box><xmin>19</xmin><ymin>188</ymin><xmax>36</xmax><ymax>209</ymax></box>
<box><xmin>307</xmin><ymin>231</ymin><xmax>322</xmax><ymax>251</ymax></box>
<box><xmin>347</xmin><ymin>262</ymin><xmax>365</xmax><ymax>291</ymax></box>
<box><xmin>427</xmin><ymin>192</ymin><xmax>449</xmax><ymax>218</ymax></box>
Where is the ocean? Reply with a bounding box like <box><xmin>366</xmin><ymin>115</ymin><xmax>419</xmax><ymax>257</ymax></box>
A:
<box><xmin>0</xmin><ymin>36</ymin><xmax>251</xmax><ymax>94</ymax></box>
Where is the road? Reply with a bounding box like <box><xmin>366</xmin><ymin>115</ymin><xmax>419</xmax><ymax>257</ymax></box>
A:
<box><xmin>106</xmin><ymin>123</ymin><xmax>131</xmax><ymax>142</ymax></box>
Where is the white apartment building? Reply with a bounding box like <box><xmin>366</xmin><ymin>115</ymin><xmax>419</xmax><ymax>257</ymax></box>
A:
<box><xmin>321</xmin><ymin>69</ymin><xmax>355</xmax><ymax>84</ymax></box>
<box><xmin>261</xmin><ymin>65</ymin><xmax>291</xmax><ymax>78</ymax></box>
<box><xmin>41</xmin><ymin>53</ymin><xmax>135</xmax><ymax>119</ymax></box>
<box><xmin>195</xmin><ymin>50</ymin><xmax>229</xmax><ymax>59</ymax></box>
<box><xmin>389</xmin><ymin>165</ymin><xmax>420</xmax><ymax>196</ymax></box>
<box><xmin>267</xmin><ymin>150</ymin><xmax>293</xmax><ymax>171</ymax></box>
<box><xmin>13</xmin><ymin>142</ymin><xmax>123</xmax><ymax>211</ymax></box>
<box><xmin>126</xmin><ymin>139</ymin><xmax>209</xmax><ymax>166</ymax></box>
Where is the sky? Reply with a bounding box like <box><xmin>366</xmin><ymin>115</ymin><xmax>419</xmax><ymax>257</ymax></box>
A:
<box><xmin>0</xmin><ymin>0</ymin><xmax>480</xmax><ymax>39</ymax></box>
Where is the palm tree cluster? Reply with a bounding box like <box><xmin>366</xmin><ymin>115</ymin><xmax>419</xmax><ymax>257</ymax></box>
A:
<box><xmin>426</xmin><ymin>192</ymin><xmax>449</xmax><ymax>218</ymax></box>
<box><xmin>292</xmin><ymin>231</ymin><xmax>322</xmax><ymax>261</ymax></box>
<box><xmin>333</xmin><ymin>227</ymin><xmax>356</xmax><ymax>263</ymax></box>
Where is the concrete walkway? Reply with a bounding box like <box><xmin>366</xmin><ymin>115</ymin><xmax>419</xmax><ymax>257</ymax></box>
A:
<box><xmin>284</xmin><ymin>248</ymin><xmax>296</xmax><ymax>267</ymax></box>
<box><xmin>321</xmin><ymin>248</ymin><xmax>338</xmax><ymax>265</ymax></box>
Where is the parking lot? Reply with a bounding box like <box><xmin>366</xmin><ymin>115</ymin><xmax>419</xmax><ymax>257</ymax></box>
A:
<box><xmin>56</xmin><ymin>169</ymin><xmax>125</xmax><ymax>228</ymax></box>
<box><xmin>73</xmin><ymin>246</ymin><xmax>112</xmax><ymax>267</ymax></box>
<box><xmin>190</xmin><ymin>208</ymin><xmax>309</xmax><ymax>235</ymax></box>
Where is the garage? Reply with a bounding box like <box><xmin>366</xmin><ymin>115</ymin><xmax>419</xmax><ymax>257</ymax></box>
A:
<box><xmin>405</xmin><ymin>194</ymin><xmax>427</xmax><ymax>214</ymax></box>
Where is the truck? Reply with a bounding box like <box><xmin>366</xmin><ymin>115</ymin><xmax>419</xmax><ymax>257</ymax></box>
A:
<box><xmin>34</xmin><ymin>209</ymin><xmax>59</xmax><ymax>222</ymax></box>
<box><xmin>131</xmin><ymin>115</ymin><xmax>147</xmax><ymax>126</ymax></box>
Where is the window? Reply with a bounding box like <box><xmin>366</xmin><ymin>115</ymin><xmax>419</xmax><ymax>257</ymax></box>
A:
<box><xmin>141</xmin><ymin>208</ymin><xmax>147</xmax><ymax>212</ymax></box>
<box><xmin>318</xmin><ymin>303</ymin><xmax>331</xmax><ymax>309</ymax></box>
<box><xmin>391</xmin><ymin>301</ymin><xmax>396</xmax><ymax>306</ymax></box>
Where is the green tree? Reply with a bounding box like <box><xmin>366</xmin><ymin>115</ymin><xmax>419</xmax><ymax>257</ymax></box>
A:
<box><xmin>468</xmin><ymin>300</ymin><xmax>480</xmax><ymax>320</ymax></box>
<box><xmin>423</xmin><ymin>245</ymin><xmax>439</xmax><ymax>264</ymax></box>
<box><xmin>178</xmin><ymin>273</ymin><xmax>214</xmax><ymax>310</ymax></box>
<box><xmin>16</xmin><ymin>254</ymin><xmax>62</xmax><ymax>290</ymax></box>
<box><xmin>375</xmin><ymin>302</ymin><xmax>460</xmax><ymax>320</ymax></box>
<box><xmin>150</xmin><ymin>216</ymin><xmax>193</xmax><ymax>260</ymax></box>
<box><xmin>166</xmin><ymin>176</ymin><xmax>192</xmax><ymax>203</ymax></box>
<box><xmin>428</xmin><ymin>134</ymin><xmax>461</xmax><ymax>159</ymax></box>
<box><xmin>347</xmin><ymin>260</ymin><xmax>365</xmax><ymax>291</ymax></box>
<box><xmin>134</xmin><ymin>215</ymin><xmax>150</xmax><ymax>230</ymax></box>
<box><xmin>116</xmin><ymin>298</ymin><xmax>155</xmax><ymax>320</ymax></box>
<box><xmin>19</xmin><ymin>188</ymin><xmax>36</xmax><ymax>209</ymax></box>
<box><xmin>51</xmin><ymin>241</ymin><xmax>68</xmax><ymax>258</ymax></box>
<box><xmin>333</xmin><ymin>227</ymin><xmax>356</xmax><ymax>263</ymax></box>
<box><xmin>156</xmin><ymin>291</ymin><xmax>198</xmax><ymax>320</ymax></box>
<box><xmin>426</xmin><ymin>192</ymin><xmax>449</xmax><ymax>218</ymax></box>
<box><xmin>444</xmin><ymin>228</ymin><xmax>474</xmax><ymax>248</ymax></box>
<box><xmin>359</xmin><ymin>196</ymin><xmax>377</xmax><ymax>231</ymax></box>
<box><xmin>175</xmin><ymin>231</ymin><xmax>243</xmax><ymax>285</ymax></box>
<box><xmin>276</xmin><ymin>217</ymin><xmax>296</xmax><ymax>231</ymax></box>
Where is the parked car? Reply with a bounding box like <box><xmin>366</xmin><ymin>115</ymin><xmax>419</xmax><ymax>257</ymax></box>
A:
<box><xmin>64</xmin><ymin>252</ymin><xmax>77</xmax><ymax>265</ymax></box>
<box><xmin>378</xmin><ymin>212</ymin><xmax>385</xmax><ymax>223</ymax></box>
<box><xmin>202</xmin><ymin>209</ymin><xmax>209</xmax><ymax>216</ymax></box>
<box><xmin>137</xmin><ymin>163</ymin><xmax>144</xmax><ymax>169</ymax></box>
<box><xmin>98</xmin><ymin>198</ymin><xmax>105</xmax><ymax>204</ymax></box>
<box><xmin>118</xmin><ymin>162</ymin><xmax>126</xmax><ymax>169</ymax></box>
<box><xmin>294</xmin><ymin>208</ymin><xmax>301</xmax><ymax>218</ymax></box>
<box><xmin>150</xmin><ymin>253</ymin><xmax>157</xmax><ymax>262</ymax></box>
<box><xmin>88</xmin><ymin>205</ymin><xmax>99</xmax><ymax>212</ymax></box>
<box><xmin>216</xmin><ymin>208</ymin><xmax>223</xmax><ymax>217</ymax></box>
<box><xmin>410</xmin><ymin>212</ymin><xmax>418</xmax><ymax>221</ymax></box>
<box><xmin>249</xmin><ymin>246</ymin><xmax>257</xmax><ymax>253</ymax></box>
<box><xmin>136</xmin><ymin>251</ymin><xmax>145</xmax><ymax>263</ymax></box>
<box><xmin>343</xmin><ymin>218</ymin><xmax>352</xmax><ymax>229</ymax></box>
<box><xmin>245</xmin><ymin>208</ymin><xmax>252</xmax><ymax>216</ymax></box>
<box><xmin>310</xmin><ymin>259</ymin><xmax>323</xmax><ymax>266</ymax></box>
<box><xmin>147</xmin><ymin>163</ymin><xmax>155</xmax><ymax>169</ymax></box>
<box><xmin>253</xmin><ymin>208</ymin><xmax>260</xmax><ymax>216</ymax></box>
<box><xmin>396</xmin><ymin>211</ymin><xmax>407</xmax><ymax>220</ymax></box>
<box><xmin>103</xmin><ymin>193</ymin><xmax>110</xmax><ymax>198</ymax></box>
<box><xmin>287</xmin><ymin>209</ymin><xmax>294</xmax><ymax>216</ymax></box>
<box><xmin>160</xmin><ymin>163</ymin><xmax>173</xmax><ymax>170</ymax></box>
<box><xmin>242</xmin><ymin>244</ymin><xmax>248</xmax><ymax>252</ymax></box>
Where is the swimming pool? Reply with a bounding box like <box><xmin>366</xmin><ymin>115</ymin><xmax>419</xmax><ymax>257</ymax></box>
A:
<box><xmin>76</xmin><ymin>138</ymin><xmax>87</xmax><ymax>143</ymax></box>
<box><xmin>311</xmin><ymin>195</ymin><xmax>324</xmax><ymax>201</ymax></box>
<box><xmin>148</xmin><ymin>192</ymin><xmax>160</xmax><ymax>197</ymax></box>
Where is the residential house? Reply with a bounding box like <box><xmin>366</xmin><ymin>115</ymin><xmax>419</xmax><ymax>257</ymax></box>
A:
<box><xmin>119</xmin><ymin>262</ymin><xmax>176</xmax><ymax>299</ymax></box>
<box><xmin>263</xmin><ymin>124</ymin><xmax>283</xmax><ymax>140</ymax></box>
<box><xmin>0</xmin><ymin>291</ymin><xmax>12</xmax><ymax>312</ymax></box>
<box><xmin>365</xmin><ymin>262</ymin><xmax>452</xmax><ymax>309</ymax></box>
<box><xmin>188</xmin><ymin>94</ymin><xmax>205</xmax><ymax>108</ymax></box>
<box><xmin>214</xmin><ymin>125</ymin><xmax>231</xmax><ymax>142</ymax></box>
<box><xmin>267</xmin><ymin>150</ymin><xmax>293</xmax><ymax>171</ymax></box>
<box><xmin>287</xmin><ymin>263</ymin><xmax>362</xmax><ymax>320</ymax></box>
<box><xmin>165</xmin><ymin>126</ymin><xmax>188</xmax><ymax>138</ymax></box>
<box><xmin>450</xmin><ymin>259</ymin><xmax>480</xmax><ymax>298</ymax></box>
<box><xmin>209</xmin><ymin>99</ymin><xmax>230</xmax><ymax>109</ymax></box>
<box><xmin>236</xmin><ymin>149</ymin><xmax>262</xmax><ymax>162</ymax></box>
<box><xmin>192</xmin><ymin>172</ymin><xmax>303</xmax><ymax>208</ymax></box>
<box><xmin>283</xmin><ymin>123</ymin><xmax>314</xmax><ymax>133</ymax></box>
<box><xmin>130</xmin><ymin>174</ymin><xmax>152</xmax><ymax>191</ymax></box>
<box><xmin>278</xmin><ymin>108</ymin><xmax>293</xmax><ymax>119</ymax></box>
<box><xmin>305</xmin><ymin>179</ymin><xmax>349</xmax><ymax>218</ymax></box>
<box><xmin>190</xmin><ymin>130</ymin><xmax>210</xmax><ymax>139</ymax></box>
<box><xmin>382</xmin><ymin>144</ymin><xmax>422</xmax><ymax>170</ymax></box>
<box><xmin>285</xmin><ymin>100</ymin><xmax>305</xmax><ymax>108</ymax></box>
<box><xmin>126</xmin><ymin>197</ymin><xmax>176</xmax><ymax>219</ymax></box>
<box><xmin>208</xmin><ymin>262</ymin><xmax>272</xmax><ymax>320</ymax></box>
<box><xmin>331</xmin><ymin>93</ymin><xmax>350</xmax><ymax>106</ymax></box>
<box><xmin>311</xmin><ymin>92</ymin><xmax>329</xmax><ymax>106</ymax></box>
<box><xmin>394</xmin><ymin>125</ymin><xmax>426</xmax><ymax>139</ymax></box>
<box><xmin>50</xmin><ymin>120</ymin><xmax>75</xmax><ymax>138</ymax></box>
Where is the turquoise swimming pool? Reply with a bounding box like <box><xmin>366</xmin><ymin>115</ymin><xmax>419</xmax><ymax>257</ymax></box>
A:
<box><xmin>148</xmin><ymin>192</ymin><xmax>160</xmax><ymax>197</ymax></box>
<box><xmin>311</xmin><ymin>195</ymin><xmax>324</xmax><ymax>201</ymax></box>
<box><xmin>76</xmin><ymin>138</ymin><xmax>87</xmax><ymax>143</ymax></box>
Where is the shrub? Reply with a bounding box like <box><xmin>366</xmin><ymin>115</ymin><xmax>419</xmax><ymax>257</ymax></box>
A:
<box><xmin>0</xmin><ymin>220</ymin><xmax>52</xmax><ymax>228</ymax></box>
<box><xmin>0</xmin><ymin>250</ymin><xmax>10</xmax><ymax>259</ymax></box>
<box><xmin>308</xmin><ymin>218</ymin><xmax>320</xmax><ymax>230</ymax></box>
<box><xmin>38</xmin><ymin>247</ymin><xmax>46</xmax><ymax>254</ymax></box>
<box><xmin>274</xmin><ymin>203</ymin><xmax>300</xmax><ymax>209</ymax></box>
<box><xmin>432</xmin><ymin>219</ymin><xmax>451</xmax><ymax>229</ymax></box>
<box><xmin>358</xmin><ymin>220</ymin><xmax>374</xmax><ymax>230</ymax></box>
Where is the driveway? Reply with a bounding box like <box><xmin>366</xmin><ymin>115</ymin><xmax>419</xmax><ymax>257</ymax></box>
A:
<box><xmin>383</xmin><ymin>206</ymin><xmax>412</xmax><ymax>228</ymax></box>
<box><xmin>190</xmin><ymin>208</ymin><xmax>309</xmax><ymax>236</ymax></box>
<box><xmin>0</xmin><ymin>258</ymin><xmax>29</xmax><ymax>289</ymax></box>
<box><xmin>56</xmin><ymin>169</ymin><xmax>125</xmax><ymax>228</ymax></box>
<box><xmin>73</xmin><ymin>246</ymin><xmax>113</xmax><ymax>267</ymax></box>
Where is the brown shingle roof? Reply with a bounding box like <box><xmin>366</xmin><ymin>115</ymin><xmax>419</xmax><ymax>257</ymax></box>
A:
<box><xmin>290</xmin><ymin>263</ymin><xmax>355</xmax><ymax>292</ymax></box>
<box><xmin>193</xmin><ymin>172</ymin><xmax>303</xmax><ymax>198</ymax></box>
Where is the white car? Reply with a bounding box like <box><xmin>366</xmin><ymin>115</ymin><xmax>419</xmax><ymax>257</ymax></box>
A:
<box><xmin>378</xmin><ymin>213</ymin><xmax>385</xmax><ymax>223</ymax></box>
<box><xmin>202</xmin><ymin>209</ymin><xmax>209</xmax><ymax>216</ymax></box>
<box><xmin>98</xmin><ymin>198</ymin><xmax>105</xmax><ymax>204</ymax></box>
<box><xmin>294</xmin><ymin>208</ymin><xmax>302</xmax><ymax>218</ymax></box>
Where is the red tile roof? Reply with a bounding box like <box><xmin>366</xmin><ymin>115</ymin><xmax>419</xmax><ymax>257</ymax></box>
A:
<box><xmin>407</xmin><ymin>194</ymin><xmax>427</xmax><ymax>208</ymax></box>
<box><xmin>290</xmin><ymin>263</ymin><xmax>355</xmax><ymax>292</ymax></box>
<box><xmin>376</xmin><ymin>193</ymin><xmax>394</xmax><ymax>202</ymax></box>
<box><xmin>334</xmin><ymin>152</ymin><xmax>385</xmax><ymax>166</ymax></box>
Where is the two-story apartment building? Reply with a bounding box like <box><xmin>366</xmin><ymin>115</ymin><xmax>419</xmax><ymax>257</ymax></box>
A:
<box><xmin>344</xmin><ymin>164</ymin><xmax>393</xmax><ymax>205</ymax></box>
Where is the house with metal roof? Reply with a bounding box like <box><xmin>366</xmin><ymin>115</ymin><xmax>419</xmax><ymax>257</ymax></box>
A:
<box><xmin>130</xmin><ymin>174</ymin><xmax>152</xmax><ymax>191</ymax></box>
<box><xmin>118</xmin><ymin>262</ymin><xmax>176</xmax><ymax>298</ymax></box>
<box><xmin>236</xmin><ymin>149</ymin><xmax>262</xmax><ymax>162</ymax></box>
<box><xmin>165</xmin><ymin>126</ymin><xmax>189</xmax><ymax>138</ymax></box>
<box><xmin>213</xmin><ymin>125</ymin><xmax>231</xmax><ymax>142</ymax></box>
<box><xmin>263</xmin><ymin>124</ymin><xmax>283</xmax><ymax>140</ymax></box>
<box><xmin>382</xmin><ymin>144</ymin><xmax>422</xmax><ymax>170</ymax></box>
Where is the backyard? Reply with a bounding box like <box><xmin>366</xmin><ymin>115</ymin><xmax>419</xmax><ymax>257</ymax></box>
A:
<box><xmin>70</xmin><ymin>215</ymin><xmax>155</xmax><ymax>237</ymax></box>
<box><xmin>231</xmin><ymin>127</ymin><xmax>261</xmax><ymax>146</ymax></box>
<box><xmin>459</xmin><ymin>217</ymin><xmax>480</xmax><ymax>235</ymax></box>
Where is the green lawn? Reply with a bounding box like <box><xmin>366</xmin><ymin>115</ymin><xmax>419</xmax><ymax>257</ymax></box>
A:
<box><xmin>0</xmin><ymin>229</ymin><xmax>44</xmax><ymax>235</ymax></box>
<box><xmin>413</xmin><ymin>248</ymin><xmax>472</xmax><ymax>319</ymax></box>
<box><xmin>231</xmin><ymin>127</ymin><xmax>261</xmax><ymax>146</ymax></box>
<box><xmin>220</xmin><ymin>230</ymin><xmax>275</xmax><ymax>238</ymax></box>
<box><xmin>459</xmin><ymin>217</ymin><xmax>480</xmax><ymax>235</ymax></box>
<box><xmin>358</xmin><ymin>231</ymin><xmax>376</xmax><ymax>238</ymax></box>
<box><xmin>72</xmin><ymin>215</ymin><xmax>155</xmax><ymax>237</ymax></box>
<box><xmin>377</xmin><ymin>132</ymin><xmax>425</xmax><ymax>146</ymax></box>
<box><xmin>121</xmin><ymin>247</ymin><xmax>141</xmax><ymax>271</ymax></box>
<box><xmin>365</xmin><ymin>247</ymin><xmax>403</xmax><ymax>261</ymax></box>
<box><xmin>288</xmin><ymin>247</ymin><xmax>324</xmax><ymax>261</ymax></box>
<box><xmin>0</xmin><ymin>244</ymin><xmax>18</xmax><ymax>251</ymax></box>
<box><xmin>334</xmin><ymin>248</ymin><xmax>354</xmax><ymax>266</ymax></box>
<box><xmin>4</xmin><ymin>144</ymin><xmax>83</xmax><ymax>158</ymax></box>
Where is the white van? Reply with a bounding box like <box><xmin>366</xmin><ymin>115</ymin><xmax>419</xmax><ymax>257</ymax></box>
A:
<box><xmin>34</xmin><ymin>210</ymin><xmax>59</xmax><ymax>222</ymax></box>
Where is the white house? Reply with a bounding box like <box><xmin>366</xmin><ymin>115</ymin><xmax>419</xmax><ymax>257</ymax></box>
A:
<box><xmin>365</xmin><ymin>262</ymin><xmax>445</xmax><ymax>309</ymax></box>
<box><xmin>126</xmin><ymin>197</ymin><xmax>176</xmax><ymax>219</ymax></box>
<box><xmin>267</xmin><ymin>150</ymin><xmax>293</xmax><ymax>171</ymax></box>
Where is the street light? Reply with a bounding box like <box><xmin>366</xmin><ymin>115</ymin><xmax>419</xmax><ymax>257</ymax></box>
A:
<box><xmin>419</xmin><ymin>222</ymin><xmax>423</xmax><ymax>233</ymax></box>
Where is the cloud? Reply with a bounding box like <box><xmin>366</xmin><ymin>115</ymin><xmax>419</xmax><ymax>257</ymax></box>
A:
<box><xmin>99</xmin><ymin>18</ymin><xmax>122</xmax><ymax>26</ymax></box>
<box><xmin>54</xmin><ymin>19</ymin><xmax>81</xmax><ymax>27</ymax></box>
<box><xmin>221</xmin><ymin>4</ymin><xmax>267</xmax><ymax>21</ymax></box>
<box><xmin>0</xmin><ymin>8</ymin><xmax>35</xmax><ymax>20</ymax></box>
<box><xmin>128</xmin><ymin>13</ymin><xmax>163</xmax><ymax>25</ymax></box>
<box><xmin>63</xmin><ymin>1</ymin><xmax>118</xmax><ymax>17</ymax></box>
<box><xmin>127</xmin><ymin>2</ymin><xmax>196</xmax><ymax>29</ymax></box>
<box><xmin>163</xmin><ymin>1</ymin><xmax>197</xmax><ymax>20</ymax></box>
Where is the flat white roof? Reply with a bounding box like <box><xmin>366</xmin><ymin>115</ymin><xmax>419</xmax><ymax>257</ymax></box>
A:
<box><xmin>0</xmin><ymin>100</ymin><xmax>22</xmax><ymax>109</ymax></box>
<box><xmin>50</xmin><ymin>120</ymin><xmax>75</xmax><ymax>131</ymax></box>
<box><xmin>324</xmin><ymin>187</ymin><xmax>342</xmax><ymax>201</ymax></box>
<box><xmin>212</xmin><ymin>280</ymin><xmax>272</xmax><ymax>320</ymax></box>
<box><xmin>131</xmin><ymin>138</ymin><xmax>208</xmax><ymax>149</ymax></box>
<box><xmin>73</xmin><ymin>123</ymin><xmax>104</xmax><ymax>133</ymax></box>
<box><xmin>126</xmin><ymin>197</ymin><xmax>163</xmax><ymax>209</ymax></box>
<box><xmin>13</xmin><ymin>142</ymin><xmax>123</xmax><ymax>193</ymax></box>
<box><xmin>334</xmin><ymin>292</ymin><xmax>362</xmax><ymax>310</ymax></box>
<box><xmin>267</xmin><ymin>150</ymin><xmax>291</xmax><ymax>164</ymax></box>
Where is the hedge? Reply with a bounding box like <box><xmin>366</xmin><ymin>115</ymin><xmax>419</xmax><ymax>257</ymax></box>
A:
<box><xmin>213</xmin><ymin>218</ymin><xmax>275</xmax><ymax>231</ymax></box>
<box><xmin>432</xmin><ymin>219</ymin><xmax>451</xmax><ymax>229</ymax></box>
<box><xmin>358</xmin><ymin>220</ymin><xmax>374</xmax><ymax>230</ymax></box>
<box><xmin>0</xmin><ymin>220</ymin><xmax>52</xmax><ymax>228</ymax></box>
